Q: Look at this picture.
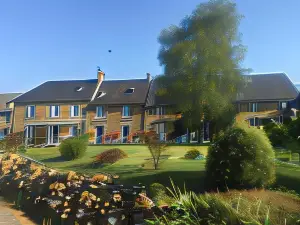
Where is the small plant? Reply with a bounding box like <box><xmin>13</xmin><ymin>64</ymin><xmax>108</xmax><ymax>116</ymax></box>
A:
<box><xmin>184</xmin><ymin>149</ymin><xmax>201</xmax><ymax>159</ymax></box>
<box><xmin>139</xmin><ymin>130</ymin><xmax>167</xmax><ymax>170</ymax></box>
<box><xmin>59</xmin><ymin>135</ymin><xmax>88</xmax><ymax>160</ymax></box>
<box><xmin>93</xmin><ymin>148</ymin><xmax>128</xmax><ymax>165</ymax></box>
<box><xmin>17</xmin><ymin>145</ymin><xmax>27</xmax><ymax>153</ymax></box>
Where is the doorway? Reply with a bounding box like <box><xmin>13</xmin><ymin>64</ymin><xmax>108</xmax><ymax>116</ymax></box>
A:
<box><xmin>47</xmin><ymin>125</ymin><xmax>59</xmax><ymax>144</ymax></box>
<box><xmin>122</xmin><ymin>125</ymin><xmax>129</xmax><ymax>143</ymax></box>
<box><xmin>96</xmin><ymin>126</ymin><xmax>104</xmax><ymax>144</ymax></box>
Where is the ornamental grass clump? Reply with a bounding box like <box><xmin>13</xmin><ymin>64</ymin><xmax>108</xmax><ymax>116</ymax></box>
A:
<box><xmin>206</xmin><ymin>122</ymin><xmax>276</xmax><ymax>191</ymax></box>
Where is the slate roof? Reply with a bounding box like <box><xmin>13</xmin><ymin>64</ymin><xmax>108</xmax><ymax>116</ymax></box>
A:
<box><xmin>145</xmin><ymin>79</ymin><xmax>175</xmax><ymax>108</ymax></box>
<box><xmin>86</xmin><ymin>79</ymin><xmax>150</xmax><ymax>110</ymax></box>
<box><xmin>8</xmin><ymin>79</ymin><xmax>98</xmax><ymax>103</ymax></box>
<box><xmin>237</xmin><ymin>73</ymin><xmax>299</xmax><ymax>102</ymax></box>
<box><xmin>146</xmin><ymin>72</ymin><xmax>299</xmax><ymax>107</ymax></box>
<box><xmin>0</xmin><ymin>93</ymin><xmax>22</xmax><ymax>109</ymax></box>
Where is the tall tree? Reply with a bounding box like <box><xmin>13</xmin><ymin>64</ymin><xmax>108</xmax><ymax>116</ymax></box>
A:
<box><xmin>156</xmin><ymin>0</ymin><xmax>250</xmax><ymax>137</ymax></box>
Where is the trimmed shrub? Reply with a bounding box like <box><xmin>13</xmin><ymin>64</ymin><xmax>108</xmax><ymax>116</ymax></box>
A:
<box><xmin>184</xmin><ymin>149</ymin><xmax>201</xmax><ymax>159</ymax></box>
<box><xmin>149</xmin><ymin>183</ymin><xmax>167</xmax><ymax>198</ymax></box>
<box><xmin>59</xmin><ymin>135</ymin><xmax>88</xmax><ymax>160</ymax></box>
<box><xmin>94</xmin><ymin>148</ymin><xmax>128</xmax><ymax>165</ymax></box>
<box><xmin>206</xmin><ymin>122</ymin><xmax>276</xmax><ymax>190</ymax></box>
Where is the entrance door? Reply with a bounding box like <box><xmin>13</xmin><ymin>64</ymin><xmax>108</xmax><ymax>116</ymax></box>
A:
<box><xmin>96</xmin><ymin>126</ymin><xmax>103</xmax><ymax>144</ymax></box>
<box><xmin>122</xmin><ymin>125</ymin><xmax>129</xmax><ymax>143</ymax></box>
<box><xmin>47</xmin><ymin>125</ymin><xmax>59</xmax><ymax>144</ymax></box>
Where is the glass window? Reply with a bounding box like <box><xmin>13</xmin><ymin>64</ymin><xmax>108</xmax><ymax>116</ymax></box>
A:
<box><xmin>280</xmin><ymin>102</ymin><xmax>287</xmax><ymax>110</ymax></box>
<box><xmin>249</xmin><ymin>103</ymin><xmax>257</xmax><ymax>112</ymax></box>
<box><xmin>249</xmin><ymin>118</ymin><xmax>255</xmax><ymax>126</ymax></box>
<box><xmin>122</xmin><ymin>106</ymin><xmax>130</xmax><ymax>117</ymax></box>
<box><xmin>70</xmin><ymin>105</ymin><xmax>79</xmax><ymax>117</ymax></box>
<box><xmin>96</xmin><ymin>106</ymin><xmax>104</xmax><ymax>118</ymax></box>
<box><xmin>5</xmin><ymin>112</ymin><xmax>11</xmax><ymax>123</ymax></box>
<box><xmin>50</xmin><ymin>105</ymin><xmax>59</xmax><ymax>117</ymax></box>
<box><xmin>26</xmin><ymin>105</ymin><xmax>35</xmax><ymax>118</ymax></box>
<box><xmin>148</xmin><ymin>109</ymin><xmax>153</xmax><ymax>116</ymax></box>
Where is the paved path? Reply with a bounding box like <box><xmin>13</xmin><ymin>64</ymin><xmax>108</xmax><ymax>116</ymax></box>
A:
<box><xmin>0</xmin><ymin>198</ymin><xmax>21</xmax><ymax>225</ymax></box>
<box><xmin>0</xmin><ymin>197</ymin><xmax>35</xmax><ymax>225</ymax></box>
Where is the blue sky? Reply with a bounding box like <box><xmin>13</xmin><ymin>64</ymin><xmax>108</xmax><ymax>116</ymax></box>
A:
<box><xmin>0</xmin><ymin>0</ymin><xmax>300</xmax><ymax>93</ymax></box>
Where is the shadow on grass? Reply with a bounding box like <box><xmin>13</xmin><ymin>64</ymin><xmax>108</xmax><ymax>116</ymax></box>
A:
<box><xmin>120</xmin><ymin>171</ymin><xmax>207</xmax><ymax>194</ymax></box>
<box><xmin>274</xmin><ymin>173</ymin><xmax>300</xmax><ymax>194</ymax></box>
<box><xmin>40</xmin><ymin>156</ymin><xmax>66</xmax><ymax>163</ymax></box>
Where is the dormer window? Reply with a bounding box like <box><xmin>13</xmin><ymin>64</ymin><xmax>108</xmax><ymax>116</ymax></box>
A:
<box><xmin>75</xmin><ymin>86</ymin><xmax>83</xmax><ymax>92</ymax></box>
<box><xmin>97</xmin><ymin>91</ymin><xmax>106</xmax><ymax>98</ymax></box>
<box><xmin>124</xmin><ymin>88</ymin><xmax>135</xmax><ymax>94</ymax></box>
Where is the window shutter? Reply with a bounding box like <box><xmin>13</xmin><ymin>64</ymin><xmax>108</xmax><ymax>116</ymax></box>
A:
<box><xmin>25</xmin><ymin>106</ymin><xmax>28</xmax><ymax>118</ymax></box>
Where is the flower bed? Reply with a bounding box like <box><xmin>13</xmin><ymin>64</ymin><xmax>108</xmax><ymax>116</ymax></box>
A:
<box><xmin>0</xmin><ymin>154</ymin><xmax>155</xmax><ymax>225</ymax></box>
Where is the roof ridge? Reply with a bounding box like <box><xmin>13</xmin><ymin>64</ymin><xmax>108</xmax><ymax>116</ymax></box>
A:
<box><xmin>248</xmin><ymin>72</ymin><xmax>285</xmax><ymax>75</ymax></box>
<box><xmin>46</xmin><ymin>78</ymin><xmax>98</xmax><ymax>82</ymax></box>
<box><xmin>102</xmin><ymin>78</ymin><xmax>148</xmax><ymax>82</ymax></box>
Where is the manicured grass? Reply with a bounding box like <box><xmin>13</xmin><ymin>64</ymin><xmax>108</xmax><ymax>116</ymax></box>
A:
<box><xmin>24</xmin><ymin>145</ymin><xmax>300</xmax><ymax>194</ymax></box>
<box><xmin>25</xmin><ymin>145</ymin><xmax>208</xmax><ymax>192</ymax></box>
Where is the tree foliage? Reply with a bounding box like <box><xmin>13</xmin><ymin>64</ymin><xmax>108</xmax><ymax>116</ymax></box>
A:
<box><xmin>156</xmin><ymin>0</ymin><xmax>249</xmax><ymax>131</ymax></box>
<box><xmin>140</xmin><ymin>131</ymin><xmax>167</xmax><ymax>170</ymax></box>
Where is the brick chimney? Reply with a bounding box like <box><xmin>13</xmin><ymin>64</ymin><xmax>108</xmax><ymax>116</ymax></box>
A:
<box><xmin>97</xmin><ymin>68</ymin><xmax>105</xmax><ymax>84</ymax></box>
<box><xmin>146</xmin><ymin>73</ymin><xmax>151</xmax><ymax>82</ymax></box>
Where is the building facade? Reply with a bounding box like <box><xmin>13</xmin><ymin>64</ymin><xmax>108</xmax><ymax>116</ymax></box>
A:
<box><xmin>236</xmin><ymin>73</ymin><xmax>299</xmax><ymax>127</ymax></box>
<box><xmin>0</xmin><ymin>93</ymin><xmax>22</xmax><ymax>139</ymax></box>
<box><xmin>2</xmin><ymin>71</ymin><xmax>299</xmax><ymax>145</ymax></box>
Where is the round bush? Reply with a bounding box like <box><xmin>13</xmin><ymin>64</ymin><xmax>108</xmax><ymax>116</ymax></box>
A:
<box><xmin>184</xmin><ymin>149</ymin><xmax>201</xmax><ymax>159</ymax></box>
<box><xmin>206</xmin><ymin>122</ymin><xmax>276</xmax><ymax>190</ymax></box>
<box><xmin>94</xmin><ymin>148</ymin><xmax>128</xmax><ymax>165</ymax></box>
<box><xmin>149</xmin><ymin>183</ymin><xmax>167</xmax><ymax>198</ymax></box>
<box><xmin>59</xmin><ymin>136</ymin><xmax>88</xmax><ymax>160</ymax></box>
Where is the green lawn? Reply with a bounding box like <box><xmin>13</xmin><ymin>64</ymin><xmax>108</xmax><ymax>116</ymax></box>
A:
<box><xmin>25</xmin><ymin>145</ymin><xmax>208</xmax><ymax>192</ymax></box>
<box><xmin>24</xmin><ymin>145</ymin><xmax>300</xmax><ymax>194</ymax></box>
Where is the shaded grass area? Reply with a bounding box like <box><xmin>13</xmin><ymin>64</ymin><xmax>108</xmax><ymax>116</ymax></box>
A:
<box><xmin>25</xmin><ymin>145</ymin><xmax>300</xmax><ymax>194</ymax></box>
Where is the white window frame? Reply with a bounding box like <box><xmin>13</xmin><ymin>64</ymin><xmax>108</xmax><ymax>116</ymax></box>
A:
<box><xmin>96</xmin><ymin>106</ymin><xmax>105</xmax><ymax>118</ymax></box>
<box><xmin>279</xmin><ymin>101</ymin><xmax>287</xmax><ymax>110</ymax></box>
<box><xmin>26</xmin><ymin>105</ymin><xmax>35</xmax><ymax>118</ymax></box>
<box><xmin>70</xmin><ymin>105</ymin><xmax>80</xmax><ymax>117</ymax></box>
<box><xmin>50</xmin><ymin>105</ymin><xmax>60</xmax><ymax>118</ymax></box>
